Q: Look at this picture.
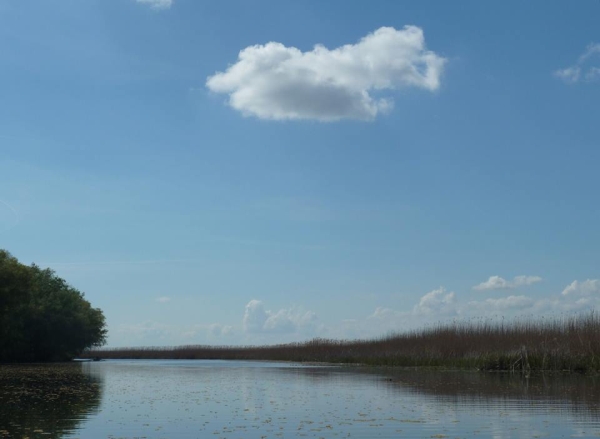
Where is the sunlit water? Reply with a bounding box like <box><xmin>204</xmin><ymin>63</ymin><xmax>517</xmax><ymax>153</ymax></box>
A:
<box><xmin>1</xmin><ymin>360</ymin><xmax>600</xmax><ymax>438</ymax></box>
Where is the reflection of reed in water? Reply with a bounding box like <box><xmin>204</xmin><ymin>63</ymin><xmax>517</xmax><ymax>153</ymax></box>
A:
<box><xmin>381</xmin><ymin>369</ymin><xmax>600</xmax><ymax>420</ymax></box>
<box><xmin>0</xmin><ymin>364</ymin><xmax>103</xmax><ymax>439</ymax></box>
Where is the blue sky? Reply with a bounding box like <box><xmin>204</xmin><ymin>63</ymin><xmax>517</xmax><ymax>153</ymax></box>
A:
<box><xmin>1</xmin><ymin>0</ymin><xmax>599</xmax><ymax>346</ymax></box>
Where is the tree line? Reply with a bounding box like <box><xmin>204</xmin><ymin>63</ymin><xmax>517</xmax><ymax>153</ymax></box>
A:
<box><xmin>0</xmin><ymin>250</ymin><xmax>106</xmax><ymax>362</ymax></box>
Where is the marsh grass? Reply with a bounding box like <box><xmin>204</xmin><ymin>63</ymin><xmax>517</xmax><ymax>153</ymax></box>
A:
<box><xmin>85</xmin><ymin>312</ymin><xmax>600</xmax><ymax>372</ymax></box>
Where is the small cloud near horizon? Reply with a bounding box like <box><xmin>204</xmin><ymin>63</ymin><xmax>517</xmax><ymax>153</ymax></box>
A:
<box><xmin>473</xmin><ymin>275</ymin><xmax>542</xmax><ymax>291</ymax></box>
<box><xmin>242</xmin><ymin>300</ymin><xmax>317</xmax><ymax>334</ymax></box>
<box><xmin>209</xmin><ymin>323</ymin><xmax>234</xmax><ymax>337</ymax></box>
<box><xmin>155</xmin><ymin>296</ymin><xmax>171</xmax><ymax>303</ymax></box>
<box><xmin>206</xmin><ymin>26</ymin><xmax>446</xmax><ymax>122</ymax></box>
<box><xmin>362</xmin><ymin>278</ymin><xmax>600</xmax><ymax>338</ymax></box>
<box><xmin>111</xmin><ymin>278</ymin><xmax>600</xmax><ymax>346</ymax></box>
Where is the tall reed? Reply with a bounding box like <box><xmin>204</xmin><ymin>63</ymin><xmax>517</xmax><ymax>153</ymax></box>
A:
<box><xmin>84</xmin><ymin>312</ymin><xmax>600</xmax><ymax>372</ymax></box>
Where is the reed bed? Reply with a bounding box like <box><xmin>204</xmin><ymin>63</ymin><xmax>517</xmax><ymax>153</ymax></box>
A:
<box><xmin>84</xmin><ymin>312</ymin><xmax>600</xmax><ymax>372</ymax></box>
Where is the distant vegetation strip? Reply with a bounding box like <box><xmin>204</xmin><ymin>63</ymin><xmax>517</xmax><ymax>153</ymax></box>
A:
<box><xmin>84</xmin><ymin>312</ymin><xmax>600</xmax><ymax>373</ymax></box>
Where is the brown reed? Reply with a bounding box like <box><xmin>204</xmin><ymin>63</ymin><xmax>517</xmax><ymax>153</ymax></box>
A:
<box><xmin>83</xmin><ymin>312</ymin><xmax>600</xmax><ymax>372</ymax></box>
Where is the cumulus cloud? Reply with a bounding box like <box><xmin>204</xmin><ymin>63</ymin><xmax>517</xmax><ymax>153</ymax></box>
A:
<box><xmin>243</xmin><ymin>300</ymin><xmax>317</xmax><ymax>334</ymax></box>
<box><xmin>473</xmin><ymin>275</ymin><xmax>542</xmax><ymax>291</ymax></box>
<box><xmin>242</xmin><ymin>300</ymin><xmax>269</xmax><ymax>333</ymax></box>
<box><xmin>360</xmin><ymin>279</ymin><xmax>600</xmax><ymax>337</ymax></box>
<box><xmin>135</xmin><ymin>0</ymin><xmax>172</xmax><ymax>10</ymax></box>
<box><xmin>555</xmin><ymin>43</ymin><xmax>600</xmax><ymax>84</ymax></box>
<box><xmin>360</xmin><ymin>288</ymin><xmax>458</xmax><ymax>336</ymax></box>
<box><xmin>206</xmin><ymin>26</ymin><xmax>446</xmax><ymax>121</ymax></box>
<box><xmin>413</xmin><ymin>287</ymin><xmax>456</xmax><ymax>316</ymax></box>
<box><xmin>562</xmin><ymin>279</ymin><xmax>600</xmax><ymax>296</ymax></box>
<box><xmin>347</xmin><ymin>288</ymin><xmax>457</xmax><ymax>337</ymax></box>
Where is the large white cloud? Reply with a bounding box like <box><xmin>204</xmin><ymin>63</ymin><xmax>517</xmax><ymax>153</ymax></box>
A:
<box><xmin>555</xmin><ymin>43</ymin><xmax>600</xmax><ymax>84</ymax></box>
<box><xmin>206</xmin><ymin>26</ymin><xmax>446</xmax><ymax>121</ymax></box>
<box><xmin>135</xmin><ymin>0</ymin><xmax>173</xmax><ymax>10</ymax></box>
<box><xmin>473</xmin><ymin>275</ymin><xmax>542</xmax><ymax>291</ymax></box>
<box><xmin>242</xmin><ymin>300</ymin><xmax>317</xmax><ymax>334</ymax></box>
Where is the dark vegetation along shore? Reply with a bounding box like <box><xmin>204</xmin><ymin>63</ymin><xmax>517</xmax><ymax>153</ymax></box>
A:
<box><xmin>0</xmin><ymin>250</ymin><xmax>106</xmax><ymax>362</ymax></box>
<box><xmin>85</xmin><ymin>312</ymin><xmax>600</xmax><ymax>373</ymax></box>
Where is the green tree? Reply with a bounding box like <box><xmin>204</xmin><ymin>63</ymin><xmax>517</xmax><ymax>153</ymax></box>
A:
<box><xmin>0</xmin><ymin>250</ymin><xmax>106</xmax><ymax>362</ymax></box>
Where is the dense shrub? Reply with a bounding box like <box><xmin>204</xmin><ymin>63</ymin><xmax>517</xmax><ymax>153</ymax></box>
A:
<box><xmin>0</xmin><ymin>250</ymin><xmax>106</xmax><ymax>362</ymax></box>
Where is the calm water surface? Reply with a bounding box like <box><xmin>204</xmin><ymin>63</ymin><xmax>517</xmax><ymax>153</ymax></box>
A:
<box><xmin>1</xmin><ymin>360</ymin><xmax>600</xmax><ymax>438</ymax></box>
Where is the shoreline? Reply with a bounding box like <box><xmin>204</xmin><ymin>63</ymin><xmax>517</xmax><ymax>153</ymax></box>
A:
<box><xmin>82</xmin><ymin>312</ymin><xmax>600</xmax><ymax>373</ymax></box>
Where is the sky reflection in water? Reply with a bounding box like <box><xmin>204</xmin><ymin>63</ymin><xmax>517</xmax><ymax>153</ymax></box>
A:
<box><xmin>1</xmin><ymin>360</ymin><xmax>600</xmax><ymax>438</ymax></box>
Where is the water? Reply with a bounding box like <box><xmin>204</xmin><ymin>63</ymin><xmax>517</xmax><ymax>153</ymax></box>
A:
<box><xmin>1</xmin><ymin>360</ymin><xmax>600</xmax><ymax>438</ymax></box>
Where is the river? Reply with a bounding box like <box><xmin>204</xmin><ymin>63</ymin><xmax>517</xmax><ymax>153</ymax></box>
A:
<box><xmin>1</xmin><ymin>360</ymin><xmax>599</xmax><ymax>438</ymax></box>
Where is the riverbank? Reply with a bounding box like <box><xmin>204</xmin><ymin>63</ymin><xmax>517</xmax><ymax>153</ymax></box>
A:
<box><xmin>83</xmin><ymin>312</ymin><xmax>600</xmax><ymax>372</ymax></box>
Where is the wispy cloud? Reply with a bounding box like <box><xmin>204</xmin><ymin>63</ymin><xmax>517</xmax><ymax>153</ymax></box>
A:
<box><xmin>155</xmin><ymin>296</ymin><xmax>171</xmax><ymax>303</ymax></box>
<box><xmin>555</xmin><ymin>66</ymin><xmax>581</xmax><ymax>84</ymax></box>
<box><xmin>468</xmin><ymin>295</ymin><xmax>534</xmax><ymax>312</ymax></box>
<box><xmin>135</xmin><ymin>0</ymin><xmax>173</xmax><ymax>10</ymax></box>
<box><xmin>206</xmin><ymin>26</ymin><xmax>446</xmax><ymax>121</ymax></box>
<box><xmin>473</xmin><ymin>275</ymin><xmax>542</xmax><ymax>291</ymax></box>
<box><xmin>114</xmin><ymin>321</ymin><xmax>235</xmax><ymax>346</ymax></box>
<box><xmin>208</xmin><ymin>324</ymin><xmax>234</xmax><ymax>337</ymax></box>
<box><xmin>555</xmin><ymin>43</ymin><xmax>600</xmax><ymax>84</ymax></box>
<box><xmin>0</xmin><ymin>199</ymin><xmax>20</xmax><ymax>234</ymax></box>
